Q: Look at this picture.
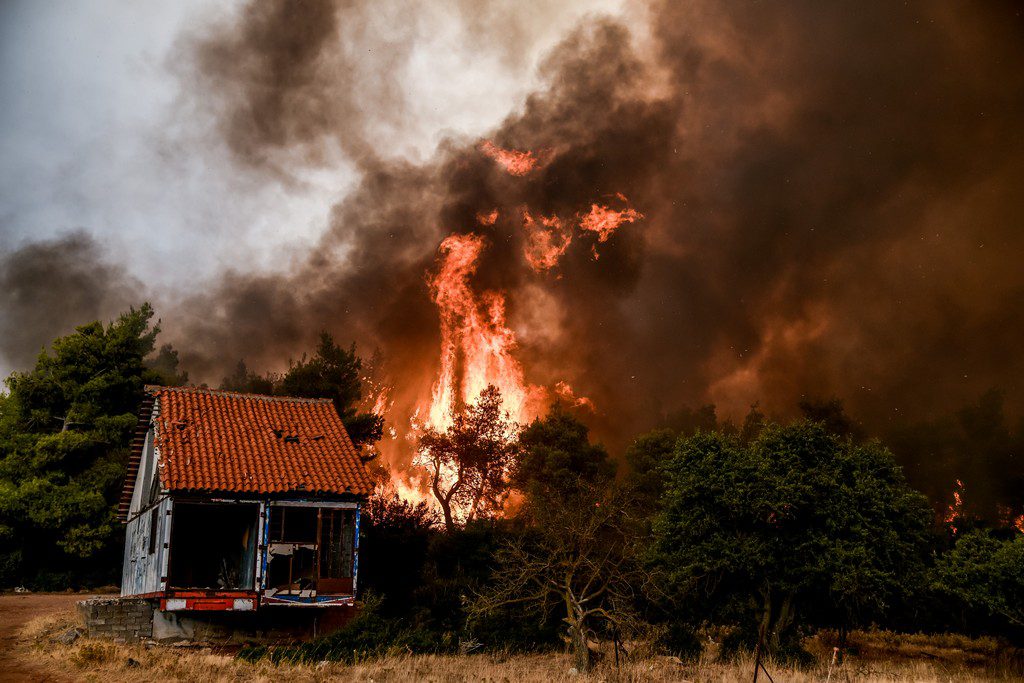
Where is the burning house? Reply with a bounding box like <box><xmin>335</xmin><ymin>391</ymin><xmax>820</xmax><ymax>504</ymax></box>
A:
<box><xmin>117</xmin><ymin>385</ymin><xmax>373</xmax><ymax>615</ymax></box>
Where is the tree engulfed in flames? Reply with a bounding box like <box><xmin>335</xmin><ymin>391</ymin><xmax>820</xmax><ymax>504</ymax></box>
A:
<box><xmin>396</xmin><ymin>142</ymin><xmax>644</xmax><ymax>509</ymax></box>
<box><xmin>425</xmin><ymin>233</ymin><xmax>541</xmax><ymax>432</ymax></box>
<box><xmin>418</xmin><ymin>145</ymin><xmax>644</xmax><ymax>433</ymax></box>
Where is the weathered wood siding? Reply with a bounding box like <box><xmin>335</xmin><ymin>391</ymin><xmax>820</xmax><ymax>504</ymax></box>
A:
<box><xmin>121</xmin><ymin>496</ymin><xmax>172</xmax><ymax>597</ymax></box>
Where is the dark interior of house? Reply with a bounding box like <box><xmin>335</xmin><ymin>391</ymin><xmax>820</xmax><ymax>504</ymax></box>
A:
<box><xmin>168</xmin><ymin>502</ymin><xmax>259</xmax><ymax>590</ymax></box>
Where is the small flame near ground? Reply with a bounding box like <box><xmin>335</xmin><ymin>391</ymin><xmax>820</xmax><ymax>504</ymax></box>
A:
<box><xmin>944</xmin><ymin>479</ymin><xmax>965</xmax><ymax>534</ymax></box>
<box><xmin>998</xmin><ymin>505</ymin><xmax>1024</xmax><ymax>534</ymax></box>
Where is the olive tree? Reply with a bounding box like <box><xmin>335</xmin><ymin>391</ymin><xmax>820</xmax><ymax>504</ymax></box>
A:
<box><xmin>472</xmin><ymin>411</ymin><xmax>643</xmax><ymax>671</ymax></box>
<box><xmin>652</xmin><ymin>421</ymin><xmax>932</xmax><ymax>656</ymax></box>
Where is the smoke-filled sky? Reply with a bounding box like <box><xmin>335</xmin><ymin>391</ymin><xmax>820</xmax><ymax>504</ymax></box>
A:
<box><xmin>2</xmin><ymin>1</ymin><xmax>1024</xmax><ymax>473</ymax></box>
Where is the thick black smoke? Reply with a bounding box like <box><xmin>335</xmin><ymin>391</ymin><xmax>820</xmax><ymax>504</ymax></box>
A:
<box><xmin>171</xmin><ymin>0</ymin><xmax>1024</xmax><ymax>436</ymax></box>
<box><xmin>641</xmin><ymin>1</ymin><xmax>1024</xmax><ymax>427</ymax></box>
<box><xmin>171</xmin><ymin>16</ymin><xmax>675</xmax><ymax>464</ymax></box>
<box><xmin>190</xmin><ymin>0</ymin><xmax>409</xmax><ymax>174</ymax></box>
<box><xmin>5</xmin><ymin>1</ymin><xmax>1023</xmax><ymax>517</ymax></box>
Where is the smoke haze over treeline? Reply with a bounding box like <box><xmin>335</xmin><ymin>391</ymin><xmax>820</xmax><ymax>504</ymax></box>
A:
<box><xmin>2</xmin><ymin>1</ymin><xmax>1023</xmax><ymax>516</ymax></box>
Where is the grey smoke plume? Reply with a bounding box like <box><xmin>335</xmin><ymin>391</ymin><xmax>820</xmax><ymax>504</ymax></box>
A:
<box><xmin>0</xmin><ymin>232</ymin><xmax>144</xmax><ymax>372</ymax></box>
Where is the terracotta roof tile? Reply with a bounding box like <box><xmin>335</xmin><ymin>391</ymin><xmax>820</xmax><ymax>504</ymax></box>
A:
<box><xmin>144</xmin><ymin>385</ymin><xmax>373</xmax><ymax>497</ymax></box>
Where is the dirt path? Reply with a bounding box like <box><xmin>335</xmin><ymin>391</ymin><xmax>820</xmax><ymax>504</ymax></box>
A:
<box><xmin>0</xmin><ymin>593</ymin><xmax>83</xmax><ymax>682</ymax></box>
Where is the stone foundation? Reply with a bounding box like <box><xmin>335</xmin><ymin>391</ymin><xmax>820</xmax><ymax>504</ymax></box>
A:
<box><xmin>77</xmin><ymin>597</ymin><xmax>355</xmax><ymax>644</ymax></box>
<box><xmin>153</xmin><ymin>606</ymin><xmax>356</xmax><ymax>643</ymax></box>
<box><xmin>77</xmin><ymin>597</ymin><xmax>153</xmax><ymax>643</ymax></box>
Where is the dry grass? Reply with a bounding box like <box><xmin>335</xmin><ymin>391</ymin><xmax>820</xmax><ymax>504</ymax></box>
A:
<box><xmin>18</xmin><ymin>609</ymin><xmax>1024</xmax><ymax>682</ymax></box>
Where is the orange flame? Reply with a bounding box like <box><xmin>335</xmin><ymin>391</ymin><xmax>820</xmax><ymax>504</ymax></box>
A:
<box><xmin>1015</xmin><ymin>515</ymin><xmax>1024</xmax><ymax>534</ymax></box>
<box><xmin>554</xmin><ymin>380</ymin><xmax>596</xmax><ymax>411</ymax></box>
<box><xmin>369</xmin><ymin>384</ymin><xmax>391</xmax><ymax>417</ymax></box>
<box><xmin>523</xmin><ymin>212</ymin><xmax>573</xmax><ymax>272</ymax></box>
<box><xmin>480</xmin><ymin>140</ymin><xmax>541</xmax><ymax>176</ymax></box>
<box><xmin>425</xmin><ymin>234</ymin><xmax>542</xmax><ymax>431</ymax></box>
<box><xmin>578</xmin><ymin>197</ymin><xmax>644</xmax><ymax>243</ymax></box>
<box><xmin>387</xmin><ymin>191</ymin><xmax>645</xmax><ymax>506</ymax></box>
<box><xmin>944</xmin><ymin>479</ymin><xmax>965</xmax><ymax>534</ymax></box>
<box><xmin>375</xmin><ymin>468</ymin><xmax>430</xmax><ymax>506</ymax></box>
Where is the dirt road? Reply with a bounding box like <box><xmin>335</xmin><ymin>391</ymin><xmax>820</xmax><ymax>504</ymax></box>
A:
<box><xmin>0</xmin><ymin>592</ymin><xmax>83</xmax><ymax>682</ymax></box>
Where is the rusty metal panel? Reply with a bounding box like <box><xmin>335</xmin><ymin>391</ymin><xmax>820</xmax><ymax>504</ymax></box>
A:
<box><xmin>162</xmin><ymin>595</ymin><xmax>256</xmax><ymax>611</ymax></box>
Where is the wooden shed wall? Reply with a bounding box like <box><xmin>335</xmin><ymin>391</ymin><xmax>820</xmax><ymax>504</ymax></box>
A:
<box><xmin>121</xmin><ymin>496</ymin><xmax>171</xmax><ymax>597</ymax></box>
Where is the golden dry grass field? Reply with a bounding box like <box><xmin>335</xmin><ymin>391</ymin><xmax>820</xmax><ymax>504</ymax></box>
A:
<box><xmin>11</xmin><ymin>595</ymin><xmax>1024</xmax><ymax>682</ymax></box>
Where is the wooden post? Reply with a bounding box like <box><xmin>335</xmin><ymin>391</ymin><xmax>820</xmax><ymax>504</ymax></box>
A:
<box><xmin>826</xmin><ymin>646</ymin><xmax>838</xmax><ymax>683</ymax></box>
<box><xmin>315</xmin><ymin>508</ymin><xmax>323</xmax><ymax>594</ymax></box>
<box><xmin>752</xmin><ymin>619</ymin><xmax>766</xmax><ymax>683</ymax></box>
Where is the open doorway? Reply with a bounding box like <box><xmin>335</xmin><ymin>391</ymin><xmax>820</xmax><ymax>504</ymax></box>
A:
<box><xmin>318</xmin><ymin>507</ymin><xmax>355</xmax><ymax>594</ymax></box>
<box><xmin>168</xmin><ymin>502</ymin><xmax>259</xmax><ymax>590</ymax></box>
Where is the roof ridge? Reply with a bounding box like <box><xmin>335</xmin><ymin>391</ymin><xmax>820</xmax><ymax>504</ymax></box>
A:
<box><xmin>144</xmin><ymin>384</ymin><xmax>334</xmax><ymax>404</ymax></box>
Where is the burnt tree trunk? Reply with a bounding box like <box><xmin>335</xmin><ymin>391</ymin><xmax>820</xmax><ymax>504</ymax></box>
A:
<box><xmin>429</xmin><ymin>460</ymin><xmax>460</xmax><ymax>532</ymax></box>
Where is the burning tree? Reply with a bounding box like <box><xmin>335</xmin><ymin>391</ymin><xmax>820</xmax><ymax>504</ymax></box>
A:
<box><xmin>472</xmin><ymin>411</ymin><xmax>643</xmax><ymax>672</ymax></box>
<box><xmin>417</xmin><ymin>385</ymin><xmax>520</xmax><ymax>531</ymax></box>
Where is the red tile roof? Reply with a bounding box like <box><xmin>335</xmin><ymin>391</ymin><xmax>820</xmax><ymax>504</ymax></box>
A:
<box><xmin>142</xmin><ymin>385</ymin><xmax>373</xmax><ymax>499</ymax></box>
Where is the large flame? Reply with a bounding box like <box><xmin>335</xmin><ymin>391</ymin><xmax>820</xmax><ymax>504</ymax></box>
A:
<box><xmin>425</xmin><ymin>233</ymin><xmax>542</xmax><ymax>431</ymax></box>
<box><xmin>383</xmin><ymin>145</ymin><xmax>645</xmax><ymax>508</ymax></box>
